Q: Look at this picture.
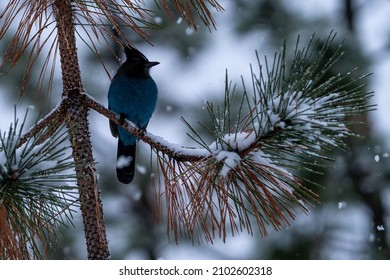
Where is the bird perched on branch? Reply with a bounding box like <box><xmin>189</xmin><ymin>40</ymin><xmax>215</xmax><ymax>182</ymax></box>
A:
<box><xmin>108</xmin><ymin>45</ymin><xmax>159</xmax><ymax>184</ymax></box>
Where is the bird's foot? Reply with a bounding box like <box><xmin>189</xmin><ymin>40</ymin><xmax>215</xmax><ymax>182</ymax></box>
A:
<box><xmin>139</xmin><ymin>126</ymin><xmax>147</xmax><ymax>136</ymax></box>
<box><xmin>119</xmin><ymin>113</ymin><xmax>126</xmax><ymax>125</ymax></box>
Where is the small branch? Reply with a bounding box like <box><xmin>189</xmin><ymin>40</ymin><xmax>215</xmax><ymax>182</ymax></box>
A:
<box><xmin>83</xmin><ymin>92</ymin><xmax>211</xmax><ymax>162</ymax></box>
<box><xmin>17</xmin><ymin>101</ymin><xmax>67</xmax><ymax>148</ymax></box>
<box><xmin>17</xmin><ymin>90</ymin><xmax>211</xmax><ymax>164</ymax></box>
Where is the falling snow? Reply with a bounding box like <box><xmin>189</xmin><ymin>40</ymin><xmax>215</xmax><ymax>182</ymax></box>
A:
<box><xmin>338</xmin><ymin>201</ymin><xmax>347</xmax><ymax>209</ymax></box>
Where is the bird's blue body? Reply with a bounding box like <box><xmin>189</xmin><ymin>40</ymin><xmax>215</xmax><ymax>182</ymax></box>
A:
<box><xmin>108</xmin><ymin>46</ymin><xmax>159</xmax><ymax>184</ymax></box>
<box><xmin>108</xmin><ymin>75</ymin><xmax>158</xmax><ymax>145</ymax></box>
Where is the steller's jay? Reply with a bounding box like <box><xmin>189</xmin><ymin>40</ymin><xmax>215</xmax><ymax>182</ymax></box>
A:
<box><xmin>108</xmin><ymin>45</ymin><xmax>159</xmax><ymax>184</ymax></box>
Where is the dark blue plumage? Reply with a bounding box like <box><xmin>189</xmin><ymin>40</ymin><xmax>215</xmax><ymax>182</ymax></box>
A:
<box><xmin>108</xmin><ymin>46</ymin><xmax>159</xmax><ymax>184</ymax></box>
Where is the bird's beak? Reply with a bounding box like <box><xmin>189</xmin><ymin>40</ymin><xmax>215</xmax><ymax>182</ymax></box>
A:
<box><xmin>145</xmin><ymin>61</ymin><xmax>160</xmax><ymax>68</ymax></box>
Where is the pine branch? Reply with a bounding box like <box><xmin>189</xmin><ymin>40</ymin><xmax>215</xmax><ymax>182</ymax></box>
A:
<box><xmin>157</xmin><ymin>0</ymin><xmax>224</xmax><ymax>30</ymax></box>
<box><xmin>161</xmin><ymin>33</ymin><xmax>373</xmax><ymax>242</ymax></box>
<box><xmin>17</xmin><ymin>101</ymin><xmax>68</xmax><ymax>148</ymax></box>
<box><xmin>0</xmin><ymin>109</ymin><xmax>77</xmax><ymax>259</ymax></box>
<box><xmin>84</xmin><ymin>92</ymin><xmax>211</xmax><ymax>162</ymax></box>
<box><xmin>0</xmin><ymin>0</ymin><xmax>58</xmax><ymax>97</ymax></box>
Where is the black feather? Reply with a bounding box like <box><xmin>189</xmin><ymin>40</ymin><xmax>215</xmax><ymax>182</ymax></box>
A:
<box><xmin>116</xmin><ymin>139</ymin><xmax>136</xmax><ymax>184</ymax></box>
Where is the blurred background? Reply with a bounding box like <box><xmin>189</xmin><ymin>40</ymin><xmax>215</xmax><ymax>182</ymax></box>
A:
<box><xmin>1</xmin><ymin>0</ymin><xmax>390</xmax><ymax>259</ymax></box>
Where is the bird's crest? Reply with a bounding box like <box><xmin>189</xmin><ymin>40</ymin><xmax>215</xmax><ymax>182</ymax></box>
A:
<box><xmin>124</xmin><ymin>45</ymin><xmax>148</xmax><ymax>62</ymax></box>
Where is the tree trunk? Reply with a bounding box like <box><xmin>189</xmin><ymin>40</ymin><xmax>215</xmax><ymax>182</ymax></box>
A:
<box><xmin>53</xmin><ymin>0</ymin><xmax>110</xmax><ymax>259</ymax></box>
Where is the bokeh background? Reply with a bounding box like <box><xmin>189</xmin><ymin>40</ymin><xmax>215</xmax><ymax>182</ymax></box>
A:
<box><xmin>1</xmin><ymin>0</ymin><xmax>390</xmax><ymax>259</ymax></box>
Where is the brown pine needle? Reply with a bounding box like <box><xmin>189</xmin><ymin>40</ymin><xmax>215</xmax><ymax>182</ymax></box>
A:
<box><xmin>1</xmin><ymin>0</ymin><xmax>222</xmax><ymax>97</ymax></box>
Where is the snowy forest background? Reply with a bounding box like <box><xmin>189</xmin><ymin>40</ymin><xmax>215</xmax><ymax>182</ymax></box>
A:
<box><xmin>1</xmin><ymin>0</ymin><xmax>390</xmax><ymax>259</ymax></box>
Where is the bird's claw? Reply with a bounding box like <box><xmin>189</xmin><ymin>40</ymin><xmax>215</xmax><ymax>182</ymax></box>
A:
<box><xmin>139</xmin><ymin>126</ymin><xmax>147</xmax><ymax>136</ymax></box>
<box><xmin>119</xmin><ymin>113</ymin><xmax>126</xmax><ymax>125</ymax></box>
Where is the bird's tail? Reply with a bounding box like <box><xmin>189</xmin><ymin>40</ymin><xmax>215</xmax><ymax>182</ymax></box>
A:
<box><xmin>116</xmin><ymin>139</ymin><xmax>136</xmax><ymax>184</ymax></box>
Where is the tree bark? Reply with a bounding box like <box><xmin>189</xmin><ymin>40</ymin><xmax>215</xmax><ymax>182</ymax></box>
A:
<box><xmin>53</xmin><ymin>0</ymin><xmax>110</xmax><ymax>259</ymax></box>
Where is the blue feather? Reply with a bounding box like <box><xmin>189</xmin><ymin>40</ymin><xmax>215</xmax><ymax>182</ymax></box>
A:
<box><xmin>108</xmin><ymin>75</ymin><xmax>158</xmax><ymax>145</ymax></box>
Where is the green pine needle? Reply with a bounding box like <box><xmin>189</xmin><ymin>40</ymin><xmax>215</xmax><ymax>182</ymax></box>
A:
<box><xmin>0</xmin><ymin>109</ymin><xmax>78</xmax><ymax>259</ymax></box>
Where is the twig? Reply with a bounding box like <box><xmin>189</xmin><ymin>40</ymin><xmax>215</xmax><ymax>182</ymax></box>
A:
<box><xmin>17</xmin><ymin>101</ymin><xmax>67</xmax><ymax>148</ymax></box>
<box><xmin>83</xmin><ymin>92</ymin><xmax>211</xmax><ymax>162</ymax></box>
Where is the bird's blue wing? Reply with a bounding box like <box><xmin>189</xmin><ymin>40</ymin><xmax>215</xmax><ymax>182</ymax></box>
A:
<box><xmin>108</xmin><ymin>104</ymin><xmax>119</xmax><ymax>138</ymax></box>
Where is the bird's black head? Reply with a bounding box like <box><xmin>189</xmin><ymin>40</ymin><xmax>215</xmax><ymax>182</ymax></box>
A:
<box><xmin>118</xmin><ymin>45</ymin><xmax>159</xmax><ymax>78</ymax></box>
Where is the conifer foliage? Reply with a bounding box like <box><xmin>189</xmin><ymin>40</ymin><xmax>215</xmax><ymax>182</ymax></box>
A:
<box><xmin>150</xmin><ymin>33</ymin><xmax>373</xmax><ymax>242</ymax></box>
<box><xmin>0</xmin><ymin>110</ymin><xmax>77</xmax><ymax>259</ymax></box>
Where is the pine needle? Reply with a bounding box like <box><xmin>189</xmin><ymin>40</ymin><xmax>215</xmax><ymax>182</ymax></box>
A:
<box><xmin>0</xmin><ymin>109</ymin><xmax>78</xmax><ymax>259</ymax></box>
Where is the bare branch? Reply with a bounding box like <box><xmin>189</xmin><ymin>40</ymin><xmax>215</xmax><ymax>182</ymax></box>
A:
<box><xmin>84</xmin><ymin>92</ymin><xmax>210</xmax><ymax>162</ymax></box>
<box><xmin>17</xmin><ymin>101</ymin><xmax>67</xmax><ymax>148</ymax></box>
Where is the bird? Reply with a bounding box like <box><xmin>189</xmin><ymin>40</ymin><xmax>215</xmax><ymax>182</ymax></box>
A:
<box><xmin>108</xmin><ymin>45</ymin><xmax>159</xmax><ymax>184</ymax></box>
